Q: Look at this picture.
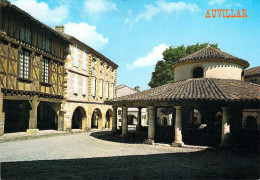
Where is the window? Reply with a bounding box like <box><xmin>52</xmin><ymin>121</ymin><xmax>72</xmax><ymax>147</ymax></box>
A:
<box><xmin>91</xmin><ymin>78</ymin><xmax>96</xmax><ymax>97</ymax></box>
<box><xmin>41</xmin><ymin>57</ymin><xmax>49</xmax><ymax>83</ymax></box>
<box><xmin>19</xmin><ymin>50</ymin><xmax>30</xmax><ymax>79</ymax></box>
<box><xmin>105</xmin><ymin>81</ymin><xmax>109</xmax><ymax>99</ymax></box>
<box><xmin>99</xmin><ymin>80</ymin><xmax>103</xmax><ymax>98</ymax></box>
<box><xmin>83</xmin><ymin>51</ymin><xmax>87</xmax><ymax>70</ymax></box>
<box><xmin>250</xmin><ymin>79</ymin><xmax>257</xmax><ymax>84</ymax></box>
<box><xmin>100</xmin><ymin>70</ymin><xmax>102</xmax><ymax>78</ymax></box>
<box><xmin>74</xmin><ymin>45</ymin><xmax>79</xmax><ymax>67</ymax></box>
<box><xmin>111</xmin><ymin>83</ymin><xmax>114</xmax><ymax>99</ymax></box>
<box><xmin>20</xmin><ymin>24</ymin><xmax>31</xmax><ymax>43</ymax></box>
<box><xmin>192</xmin><ymin>67</ymin><xmax>204</xmax><ymax>78</ymax></box>
<box><xmin>82</xmin><ymin>78</ymin><xmax>86</xmax><ymax>95</ymax></box>
<box><xmin>92</xmin><ymin>67</ymin><xmax>95</xmax><ymax>75</ymax></box>
<box><xmin>73</xmin><ymin>75</ymin><xmax>78</xmax><ymax>94</ymax></box>
<box><xmin>42</xmin><ymin>33</ymin><xmax>50</xmax><ymax>52</ymax></box>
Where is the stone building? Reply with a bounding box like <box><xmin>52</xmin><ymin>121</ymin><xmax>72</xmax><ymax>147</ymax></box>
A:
<box><xmin>0</xmin><ymin>0</ymin><xmax>70</xmax><ymax>135</ymax></box>
<box><xmin>107</xmin><ymin>45</ymin><xmax>260</xmax><ymax>147</ymax></box>
<box><xmin>245</xmin><ymin>66</ymin><xmax>260</xmax><ymax>85</ymax></box>
<box><xmin>117</xmin><ymin>84</ymin><xmax>148</xmax><ymax>128</ymax></box>
<box><xmin>55</xmin><ymin>26</ymin><xmax>118</xmax><ymax>131</ymax></box>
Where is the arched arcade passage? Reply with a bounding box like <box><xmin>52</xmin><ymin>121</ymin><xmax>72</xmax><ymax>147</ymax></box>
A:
<box><xmin>105</xmin><ymin>109</ymin><xmax>113</xmax><ymax>129</ymax></box>
<box><xmin>72</xmin><ymin>106</ymin><xmax>87</xmax><ymax>129</ymax></box>
<box><xmin>91</xmin><ymin>108</ymin><xmax>102</xmax><ymax>129</ymax></box>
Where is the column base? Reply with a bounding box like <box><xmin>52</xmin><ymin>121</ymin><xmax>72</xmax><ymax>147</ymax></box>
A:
<box><xmin>27</xmin><ymin>129</ymin><xmax>39</xmax><ymax>135</ymax></box>
<box><xmin>120</xmin><ymin>133</ymin><xmax>127</xmax><ymax>138</ymax></box>
<box><xmin>145</xmin><ymin>138</ymin><xmax>154</xmax><ymax>145</ymax></box>
<box><xmin>172</xmin><ymin>141</ymin><xmax>184</xmax><ymax>147</ymax></box>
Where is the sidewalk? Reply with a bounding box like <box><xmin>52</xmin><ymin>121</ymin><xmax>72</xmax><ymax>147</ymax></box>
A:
<box><xmin>0</xmin><ymin>129</ymin><xmax>103</xmax><ymax>143</ymax></box>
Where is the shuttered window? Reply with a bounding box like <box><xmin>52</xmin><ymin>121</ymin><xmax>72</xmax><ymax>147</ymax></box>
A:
<box><xmin>73</xmin><ymin>75</ymin><xmax>78</xmax><ymax>94</ymax></box>
<box><xmin>83</xmin><ymin>51</ymin><xmax>87</xmax><ymax>70</ymax></box>
<box><xmin>111</xmin><ymin>83</ymin><xmax>114</xmax><ymax>99</ymax></box>
<box><xmin>99</xmin><ymin>80</ymin><xmax>103</xmax><ymax>98</ymax></box>
<box><xmin>82</xmin><ymin>78</ymin><xmax>86</xmax><ymax>95</ymax></box>
<box><xmin>41</xmin><ymin>57</ymin><xmax>49</xmax><ymax>83</ymax></box>
<box><xmin>19</xmin><ymin>50</ymin><xmax>30</xmax><ymax>79</ymax></box>
<box><xmin>91</xmin><ymin>78</ymin><xmax>96</xmax><ymax>97</ymax></box>
<box><xmin>105</xmin><ymin>81</ymin><xmax>109</xmax><ymax>99</ymax></box>
<box><xmin>74</xmin><ymin>45</ymin><xmax>78</xmax><ymax>67</ymax></box>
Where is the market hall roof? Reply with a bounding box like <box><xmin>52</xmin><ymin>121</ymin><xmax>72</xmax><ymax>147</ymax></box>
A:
<box><xmin>106</xmin><ymin>78</ymin><xmax>260</xmax><ymax>105</ymax></box>
<box><xmin>172</xmin><ymin>44</ymin><xmax>249</xmax><ymax>69</ymax></box>
<box><xmin>245</xmin><ymin>66</ymin><xmax>260</xmax><ymax>77</ymax></box>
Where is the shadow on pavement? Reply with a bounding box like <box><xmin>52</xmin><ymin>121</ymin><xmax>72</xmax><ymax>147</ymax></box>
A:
<box><xmin>1</xmin><ymin>149</ymin><xmax>259</xmax><ymax>179</ymax></box>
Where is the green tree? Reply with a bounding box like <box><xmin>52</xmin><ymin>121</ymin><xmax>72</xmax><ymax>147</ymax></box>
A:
<box><xmin>148</xmin><ymin>43</ymin><xmax>218</xmax><ymax>88</ymax></box>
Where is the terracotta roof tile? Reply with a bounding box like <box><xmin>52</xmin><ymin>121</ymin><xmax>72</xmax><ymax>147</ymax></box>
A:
<box><xmin>106</xmin><ymin>78</ymin><xmax>260</xmax><ymax>103</ymax></box>
<box><xmin>245</xmin><ymin>66</ymin><xmax>260</xmax><ymax>76</ymax></box>
<box><xmin>172</xmin><ymin>45</ymin><xmax>249</xmax><ymax>68</ymax></box>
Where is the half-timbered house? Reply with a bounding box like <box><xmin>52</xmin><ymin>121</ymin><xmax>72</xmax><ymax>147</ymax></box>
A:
<box><xmin>0</xmin><ymin>0</ymin><xmax>69</xmax><ymax>135</ymax></box>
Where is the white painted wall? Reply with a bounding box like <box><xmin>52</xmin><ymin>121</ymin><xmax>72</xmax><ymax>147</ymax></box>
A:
<box><xmin>174</xmin><ymin>62</ymin><xmax>244</xmax><ymax>82</ymax></box>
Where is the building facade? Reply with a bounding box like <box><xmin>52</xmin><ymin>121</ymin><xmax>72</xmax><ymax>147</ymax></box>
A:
<box><xmin>244</xmin><ymin>66</ymin><xmax>260</xmax><ymax>85</ymax></box>
<box><xmin>0</xmin><ymin>0</ymin><xmax>69</xmax><ymax>135</ymax></box>
<box><xmin>55</xmin><ymin>27</ymin><xmax>118</xmax><ymax>131</ymax></box>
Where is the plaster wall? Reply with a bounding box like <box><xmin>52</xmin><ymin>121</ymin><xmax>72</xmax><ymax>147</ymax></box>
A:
<box><xmin>174</xmin><ymin>62</ymin><xmax>244</xmax><ymax>82</ymax></box>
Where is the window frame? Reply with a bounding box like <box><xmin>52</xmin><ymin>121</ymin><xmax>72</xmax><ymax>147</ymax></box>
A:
<box><xmin>42</xmin><ymin>33</ymin><xmax>51</xmax><ymax>52</ymax></box>
<box><xmin>41</xmin><ymin>57</ymin><xmax>50</xmax><ymax>84</ymax></box>
<box><xmin>18</xmin><ymin>49</ymin><xmax>30</xmax><ymax>80</ymax></box>
<box><xmin>19</xmin><ymin>23</ymin><xmax>32</xmax><ymax>44</ymax></box>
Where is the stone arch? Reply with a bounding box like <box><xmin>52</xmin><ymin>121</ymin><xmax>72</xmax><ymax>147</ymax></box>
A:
<box><xmin>191</xmin><ymin>65</ymin><xmax>204</xmax><ymax>78</ymax></box>
<box><xmin>72</xmin><ymin>106</ymin><xmax>87</xmax><ymax>130</ymax></box>
<box><xmin>37</xmin><ymin>102</ymin><xmax>58</xmax><ymax>130</ymax></box>
<box><xmin>105</xmin><ymin>109</ymin><xmax>113</xmax><ymax>129</ymax></box>
<box><xmin>244</xmin><ymin>116</ymin><xmax>258</xmax><ymax>130</ymax></box>
<box><xmin>91</xmin><ymin>108</ymin><xmax>102</xmax><ymax>129</ymax></box>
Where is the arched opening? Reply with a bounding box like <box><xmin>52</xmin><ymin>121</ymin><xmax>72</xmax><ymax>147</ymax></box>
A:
<box><xmin>91</xmin><ymin>108</ymin><xmax>102</xmax><ymax>129</ymax></box>
<box><xmin>157</xmin><ymin>117</ymin><xmax>161</xmax><ymax>125</ymax></box>
<box><xmin>72</xmin><ymin>106</ymin><xmax>87</xmax><ymax>129</ymax></box>
<box><xmin>4</xmin><ymin>100</ymin><xmax>30</xmax><ymax>133</ymax></box>
<box><xmin>243</xmin><ymin>116</ymin><xmax>259</xmax><ymax>147</ymax></box>
<box><xmin>244</xmin><ymin>116</ymin><xmax>258</xmax><ymax>130</ymax></box>
<box><xmin>192</xmin><ymin>67</ymin><xmax>204</xmax><ymax>78</ymax></box>
<box><xmin>105</xmin><ymin>109</ymin><xmax>113</xmax><ymax>129</ymax></box>
<box><xmin>38</xmin><ymin>102</ymin><xmax>57</xmax><ymax>130</ymax></box>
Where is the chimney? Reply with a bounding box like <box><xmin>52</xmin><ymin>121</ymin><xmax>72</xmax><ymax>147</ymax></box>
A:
<box><xmin>135</xmin><ymin>86</ymin><xmax>140</xmax><ymax>91</ymax></box>
<box><xmin>55</xmin><ymin>25</ymin><xmax>64</xmax><ymax>33</ymax></box>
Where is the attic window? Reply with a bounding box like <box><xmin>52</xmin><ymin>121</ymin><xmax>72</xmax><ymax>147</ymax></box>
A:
<box><xmin>193</xmin><ymin>67</ymin><xmax>204</xmax><ymax>78</ymax></box>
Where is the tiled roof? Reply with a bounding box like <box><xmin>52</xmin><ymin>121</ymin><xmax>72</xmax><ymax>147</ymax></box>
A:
<box><xmin>106</xmin><ymin>78</ymin><xmax>260</xmax><ymax>103</ymax></box>
<box><xmin>172</xmin><ymin>45</ymin><xmax>249</xmax><ymax>68</ymax></box>
<box><xmin>245</xmin><ymin>66</ymin><xmax>260</xmax><ymax>76</ymax></box>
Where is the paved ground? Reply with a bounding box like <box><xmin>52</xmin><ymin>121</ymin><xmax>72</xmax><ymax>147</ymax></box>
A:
<box><xmin>0</xmin><ymin>131</ymin><xmax>259</xmax><ymax>179</ymax></box>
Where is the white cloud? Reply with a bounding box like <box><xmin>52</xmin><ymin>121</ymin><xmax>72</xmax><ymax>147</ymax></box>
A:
<box><xmin>208</xmin><ymin>0</ymin><xmax>226</xmax><ymax>6</ymax></box>
<box><xmin>64</xmin><ymin>23</ymin><xmax>108</xmax><ymax>50</ymax></box>
<box><xmin>10</xmin><ymin>0</ymin><xmax>68</xmax><ymax>25</ymax></box>
<box><xmin>84</xmin><ymin>0</ymin><xmax>117</xmax><ymax>19</ymax></box>
<box><xmin>127</xmin><ymin>44</ymin><xmax>169</xmax><ymax>70</ymax></box>
<box><xmin>135</xmin><ymin>0</ymin><xmax>199</xmax><ymax>22</ymax></box>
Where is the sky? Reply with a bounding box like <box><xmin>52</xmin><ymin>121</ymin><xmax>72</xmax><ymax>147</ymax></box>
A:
<box><xmin>10</xmin><ymin>0</ymin><xmax>260</xmax><ymax>90</ymax></box>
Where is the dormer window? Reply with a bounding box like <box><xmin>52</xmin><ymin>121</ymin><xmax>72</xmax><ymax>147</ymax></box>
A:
<box><xmin>192</xmin><ymin>67</ymin><xmax>204</xmax><ymax>78</ymax></box>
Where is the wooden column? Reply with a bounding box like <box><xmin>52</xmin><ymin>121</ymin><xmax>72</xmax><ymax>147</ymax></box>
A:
<box><xmin>146</xmin><ymin>106</ymin><xmax>155</xmax><ymax>144</ymax></box>
<box><xmin>136</xmin><ymin>107</ymin><xmax>142</xmax><ymax>130</ymax></box>
<box><xmin>121</xmin><ymin>106</ymin><xmax>128</xmax><ymax>137</ymax></box>
<box><xmin>112</xmin><ymin>106</ymin><xmax>117</xmax><ymax>133</ymax></box>
<box><xmin>220</xmin><ymin>107</ymin><xmax>230</xmax><ymax>147</ymax></box>
<box><xmin>27</xmin><ymin>96</ymin><xmax>40</xmax><ymax>134</ymax></box>
<box><xmin>172</xmin><ymin>106</ymin><xmax>184</xmax><ymax>147</ymax></box>
<box><xmin>0</xmin><ymin>92</ymin><xmax>5</xmax><ymax>136</ymax></box>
